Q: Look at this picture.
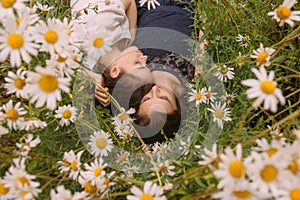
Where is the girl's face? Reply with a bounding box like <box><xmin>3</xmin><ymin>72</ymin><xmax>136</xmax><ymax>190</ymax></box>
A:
<box><xmin>137</xmin><ymin>71</ymin><xmax>183</xmax><ymax>116</ymax></box>
<box><xmin>114</xmin><ymin>48</ymin><xmax>148</xmax><ymax>72</ymax></box>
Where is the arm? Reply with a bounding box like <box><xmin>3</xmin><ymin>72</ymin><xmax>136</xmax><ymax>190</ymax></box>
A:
<box><xmin>125</xmin><ymin>0</ymin><xmax>137</xmax><ymax>41</ymax></box>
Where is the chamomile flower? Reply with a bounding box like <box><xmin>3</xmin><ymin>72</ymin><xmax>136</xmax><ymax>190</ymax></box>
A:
<box><xmin>241</xmin><ymin>67</ymin><xmax>285</xmax><ymax>113</ymax></box>
<box><xmin>82</xmin><ymin>158</ymin><xmax>107</xmax><ymax>185</ymax></box>
<box><xmin>204</xmin><ymin>86</ymin><xmax>217</xmax><ymax>103</ymax></box>
<box><xmin>212</xmin><ymin>179</ymin><xmax>259</xmax><ymax>200</ymax></box>
<box><xmin>0</xmin><ymin>178</ymin><xmax>11</xmax><ymax>199</ymax></box>
<box><xmin>50</xmin><ymin>185</ymin><xmax>73</xmax><ymax>200</ymax></box>
<box><xmin>221</xmin><ymin>92</ymin><xmax>236</xmax><ymax>104</ymax></box>
<box><xmin>207</xmin><ymin>101</ymin><xmax>232</xmax><ymax>129</ymax></box>
<box><xmin>16</xmin><ymin>134</ymin><xmax>41</xmax><ymax>157</ymax></box>
<box><xmin>214</xmin><ymin>144</ymin><xmax>245</xmax><ymax>189</ymax></box>
<box><xmin>279</xmin><ymin>177</ymin><xmax>300</xmax><ymax>200</ymax></box>
<box><xmin>155</xmin><ymin>160</ymin><xmax>176</xmax><ymax>176</ymax></box>
<box><xmin>26</xmin><ymin>66</ymin><xmax>71</xmax><ymax>110</ymax></box>
<box><xmin>198</xmin><ymin>143</ymin><xmax>219</xmax><ymax>170</ymax></box>
<box><xmin>0</xmin><ymin>16</ymin><xmax>40</xmax><ymax>67</ymax></box>
<box><xmin>215</xmin><ymin>65</ymin><xmax>235</xmax><ymax>82</ymax></box>
<box><xmin>55</xmin><ymin>105</ymin><xmax>77</xmax><ymax>127</ymax></box>
<box><xmin>127</xmin><ymin>181</ymin><xmax>167</xmax><ymax>200</ymax></box>
<box><xmin>81</xmin><ymin>26</ymin><xmax>113</xmax><ymax>69</ymax></box>
<box><xmin>21</xmin><ymin>119</ymin><xmax>47</xmax><ymax>131</ymax></box>
<box><xmin>0</xmin><ymin>0</ymin><xmax>27</xmax><ymax>19</ymax></box>
<box><xmin>253</xmin><ymin>138</ymin><xmax>286</xmax><ymax>157</ymax></box>
<box><xmin>236</xmin><ymin>34</ymin><xmax>250</xmax><ymax>48</ymax></box>
<box><xmin>57</xmin><ymin>150</ymin><xmax>83</xmax><ymax>181</ymax></box>
<box><xmin>35</xmin><ymin>18</ymin><xmax>69</xmax><ymax>55</ymax></box>
<box><xmin>188</xmin><ymin>88</ymin><xmax>207</xmax><ymax>106</ymax></box>
<box><xmin>88</xmin><ymin>130</ymin><xmax>113</xmax><ymax>157</ymax></box>
<box><xmin>35</xmin><ymin>2</ymin><xmax>54</xmax><ymax>12</ymax></box>
<box><xmin>2</xmin><ymin>100</ymin><xmax>27</xmax><ymax>130</ymax></box>
<box><xmin>4</xmin><ymin>68</ymin><xmax>29</xmax><ymax>98</ymax></box>
<box><xmin>250</xmin><ymin>43</ymin><xmax>276</xmax><ymax>67</ymax></box>
<box><xmin>236</xmin><ymin>52</ymin><xmax>245</xmax><ymax>66</ymax></box>
<box><xmin>267</xmin><ymin>0</ymin><xmax>300</xmax><ymax>27</ymax></box>
<box><xmin>114</xmin><ymin>108</ymin><xmax>136</xmax><ymax>125</ymax></box>
<box><xmin>245</xmin><ymin>152</ymin><xmax>292</xmax><ymax>198</ymax></box>
<box><xmin>139</xmin><ymin>0</ymin><xmax>160</xmax><ymax>10</ymax></box>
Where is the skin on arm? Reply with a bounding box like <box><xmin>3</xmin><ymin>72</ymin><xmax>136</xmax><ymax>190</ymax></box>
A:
<box><xmin>122</xmin><ymin>0</ymin><xmax>137</xmax><ymax>41</ymax></box>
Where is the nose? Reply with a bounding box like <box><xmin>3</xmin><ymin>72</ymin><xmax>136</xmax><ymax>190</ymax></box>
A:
<box><xmin>151</xmin><ymin>85</ymin><xmax>160</xmax><ymax>97</ymax></box>
<box><xmin>138</xmin><ymin>52</ymin><xmax>148</xmax><ymax>64</ymax></box>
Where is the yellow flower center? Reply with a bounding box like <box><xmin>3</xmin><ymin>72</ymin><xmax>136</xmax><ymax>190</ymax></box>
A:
<box><xmin>237</xmin><ymin>56</ymin><xmax>244</xmax><ymax>63</ymax></box>
<box><xmin>124</xmin><ymin>133</ymin><xmax>131</xmax><ymax>141</ymax></box>
<box><xmin>93</xmin><ymin>37</ymin><xmax>104</xmax><ymax>48</ymax></box>
<box><xmin>229</xmin><ymin>160</ymin><xmax>244</xmax><ymax>178</ymax></box>
<box><xmin>96</xmin><ymin>138</ymin><xmax>107</xmax><ymax>149</ymax></box>
<box><xmin>257</xmin><ymin>52</ymin><xmax>268</xmax><ymax>64</ymax></box>
<box><xmin>85</xmin><ymin>181</ymin><xmax>97</xmax><ymax>194</ymax></box>
<box><xmin>44</xmin><ymin>30</ymin><xmax>58</xmax><ymax>44</ymax></box>
<box><xmin>56</xmin><ymin>55</ymin><xmax>67</xmax><ymax>63</ymax></box>
<box><xmin>214</xmin><ymin>109</ymin><xmax>223</xmax><ymax>119</ymax></box>
<box><xmin>119</xmin><ymin>124</ymin><xmax>125</xmax><ymax>131</ymax></box>
<box><xmin>2</xmin><ymin>0</ymin><xmax>16</xmax><ymax>8</ymax></box>
<box><xmin>260</xmin><ymin>80</ymin><xmax>276</xmax><ymax>95</ymax></box>
<box><xmin>8</xmin><ymin>33</ymin><xmax>24</xmax><ymax>49</ymax></box>
<box><xmin>17</xmin><ymin>176</ymin><xmax>30</xmax><ymax>187</ymax></box>
<box><xmin>160</xmin><ymin>165</ymin><xmax>168</xmax><ymax>173</ymax></box>
<box><xmin>140</xmin><ymin>194</ymin><xmax>153</xmax><ymax>200</ymax></box>
<box><xmin>290</xmin><ymin>188</ymin><xmax>300</xmax><ymax>200</ymax></box>
<box><xmin>94</xmin><ymin>167</ymin><xmax>102</xmax><ymax>177</ymax></box>
<box><xmin>194</xmin><ymin>93</ymin><xmax>202</xmax><ymax>100</ymax></box>
<box><xmin>260</xmin><ymin>165</ymin><xmax>277</xmax><ymax>182</ymax></box>
<box><xmin>15</xmin><ymin>78</ymin><xmax>26</xmax><ymax>89</ymax></box>
<box><xmin>288</xmin><ymin>159</ymin><xmax>299</xmax><ymax>174</ymax></box>
<box><xmin>63</xmin><ymin>160</ymin><xmax>70</xmax><ymax>167</ymax></box>
<box><xmin>71</xmin><ymin>160</ymin><xmax>78</xmax><ymax>171</ymax></box>
<box><xmin>233</xmin><ymin>190</ymin><xmax>252</xmax><ymax>199</ymax></box>
<box><xmin>7</xmin><ymin>109</ymin><xmax>19</xmax><ymax>121</ymax></box>
<box><xmin>104</xmin><ymin>178</ymin><xmax>109</xmax><ymax>187</ymax></box>
<box><xmin>39</xmin><ymin>74</ymin><xmax>58</xmax><ymax>93</ymax></box>
<box><xmin>205</xmin><ymin>92</ymin><xmax>211</xmax><ymax>98</ymax></box>
<box><xmin>220</xmin><ymin>66</ymin><xmax>228</xmax><ymax>74</ymax></box>
<box><xmin>267</xmin><ymin>148</ymin><xmax>278</xmax><ymax>157</ymax></box>
<box><xmin>118</xmin><ymin>113</ymin><xmax>128</xmax><ymax>121</ymax></box>
<box><xmin>119</xmin><ymin>154</ymin><xmax>127</xmax><ymax>162</ymax></box>
<box><xmin>277</xmin><ymin>7</ymin><xmax>291</xmax><ymax>20</ymax></box>
<box><xmin>0</xmin><ymin>183</ymin><xmax>9</xmax><ymax>195</ymax></box>
<box><xmin>62</xmin><ymin>110</ymin><xmax>72</xmax><ymax>119</ymax></box>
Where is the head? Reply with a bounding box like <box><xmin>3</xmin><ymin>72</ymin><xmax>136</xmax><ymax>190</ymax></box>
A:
<box><xmin>133</xmin><ymin>70</ymin><xmax>185</xmax><ymax>144</ymax></box>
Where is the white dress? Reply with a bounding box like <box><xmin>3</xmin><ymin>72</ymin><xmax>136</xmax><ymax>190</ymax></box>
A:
<box><xmin>71</xmin><ymin>0</ymin><xmax>132</xmax><ymax>50</ymax></box>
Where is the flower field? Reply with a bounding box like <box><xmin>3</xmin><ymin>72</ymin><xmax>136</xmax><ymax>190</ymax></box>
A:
<box><xmin>0</xmin><ymin>0</ymin><xmax>299</xmax><ymax>199</ymax></box>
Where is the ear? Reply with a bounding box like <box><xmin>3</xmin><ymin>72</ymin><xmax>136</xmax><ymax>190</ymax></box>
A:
<box><xmin>109</xmin><ymin>65</ymin><xmax>121</xmax><ymax>78</ymax></box>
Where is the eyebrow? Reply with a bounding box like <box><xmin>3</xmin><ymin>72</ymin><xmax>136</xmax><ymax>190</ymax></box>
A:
<box><xmin>140</xmin><ymin>96</ymin><xmax>172</xmax><ymax>106</ymax></box>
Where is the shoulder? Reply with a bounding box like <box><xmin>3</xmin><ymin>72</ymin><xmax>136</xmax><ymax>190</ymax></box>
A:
<box><xmin>120</xmin><ymin>0</ymin><xmax>132</xmax><ymax>10</ymax></box>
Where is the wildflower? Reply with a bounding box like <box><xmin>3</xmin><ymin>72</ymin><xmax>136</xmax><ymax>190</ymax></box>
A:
<box><xmin>50</xmin><ymin>185</ymin><xmax>73</xmax><ymax>200</ymax></box>
<box><xmin>156</xmin><ymin>160</ymin><xmax>176</xmax><ymax>176</ymax></box>
<box><xmin>0</xmin><ymin>0</ymin><xmax>26</xmax><ymax>19</ymax></box>
<box><xmin>114</xmin><ymin>108</ymin><xmax>135</xmax><ymax>125</ymax></box>
<box><xmin>188</xmin><ymin>88</ymin><xmax>207</xmax><ymax>106</ymax></box>
<box><xmin>55</xmin><ymin>104</ymin><xmax>77</xmax><ymax>126</ymax></box>
<box><xmin>2</xmin><ymin>100</ymin><xmax>27</xmax><ymax>130</ymax></box>
<box><xmin>81</xmin><ymin>26</ymin><xmax>114</xmax><ymax>69</ymax></box>
<box><xmin>214</xmin><ymin>144</ymin><xmax>245</xmax><ymax>189</ymax></box>
<box><xmin>198</xmin><ymin>143</ymin><xmax>219</xmax><ymax>170</ymax></box>
<box><xmin>35</xmin><ymin>18</ymin><xmax>69</xmax><ymax>55</ymax></box>
<box><xmin>212</xmin><ymin>179</ymin><xmax>259</xmax><ymax>200</ymax></box>
<box><xmin>253</xmin><ymin>138</ymin><xmax>286</xmax><ymax>157</ymax></box>
<box><xmin>26</xmin><ymin>66</ymin><xmax>71</xmax><ymax>110</ymax></box>
<box><xmin>267</xmin><ymin>0</ymin><xmax>300</xmax><ymax>27</ymax></box>
<box><xmin>250</xmin><ymin>43</ymin><xmax>276</xmax><ymax>67</ymax></box>
<box><xmin>35</xmin><ymin>2</ymin><xmax>54</xmax><ymax>12</ymax></box>
<box><xmin>215</xmin><ymin>65</ymin><xmax>235</xmax><ymax>82</ymax></box>
<box><xmin>268</xmin><ymin>125</ymin><xmax>286</xmax><ymax>143</ymax></box>
<box><xmin>5</xmin><ymin>68</ymin><xmax>29</xmax><ymax>98</ymax></box>
<box><xmin>57</xmin><ymin>150</ymin><xmax>83</xmax><ymax>181</ymax></box>
<box><xmin>245</xmin><ymin>152</ymin><xmax>292</xmax><ymax>198</ymax></box>
<box><xmin>139</xmin><ymin>0</ymin><xmax>160</xmax><ymax>10</ymax></box>
<box><xmin>127</xmin><ymin>181</ymin><xmax>167</xmax><ymax>200</ymax></box>
<box><xmin>21</xmin><ymin>119</ymin><xmax>47</xmax><ymax>131</ymax></box>
<box><xmin>82</xmin><ymin>158</ymin><xmax>107</xmax><ymax>186</ymax></box>
<box><xmin>279</xmin><ymin>177</ymin><xmax>300</xmax><ymax>200</ymax></box>
<box><xmin>88</xmin><ymin>130</ymin><xmax>113</xmax><ymax>157</ymax></box>
<box><xmin>236</xmin><ymin>52</ymin><xmax>245</xmax><ymax>66</ymax></box>
<box><xmin>241</xmin><ymin>67</ymin><xmax>285</xmax><ymax>113</ymax></box>
<box><xmin>78</xmin><ymin>175</ymin><xmax>99</xmax><ymax>195</ymax></box>
<box><xmin>204</xmin><ymin>86</ymin><xmax>217</xmax><ymax>103</ymax></box>
<box><xmin>0</xmin><ymin>16</ymin><xmax>39</xmax><ymax>67</ymax></box>
<box><xmin>207</xmin><ymin>101</ymin><xmax>232</xmax><ymax>129</ymax></box>
<box><xmin>221</xmin><ymin>92</ymin><xmax>236</xmax><ymax>103</ymax></box>
<box><xmin>236</xmin><ymin>34</ymin><xmax>250</xmax><ymax>48</ymax></box>
<box><xmin>16</xmin><ymin>134</ymin><xmax>41</xmax><ymax>157</ymax></box>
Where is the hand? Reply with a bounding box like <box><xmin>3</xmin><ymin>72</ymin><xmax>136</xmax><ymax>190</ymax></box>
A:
<box><xmin>95</xmin><ymin>76</ymin><xmax>110</xmax><ymax>107</ymax></box>
<box><xmin>139</xmin><ymin>0</ymin><xmax>160</xmax><ymax>10</ymax></box>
